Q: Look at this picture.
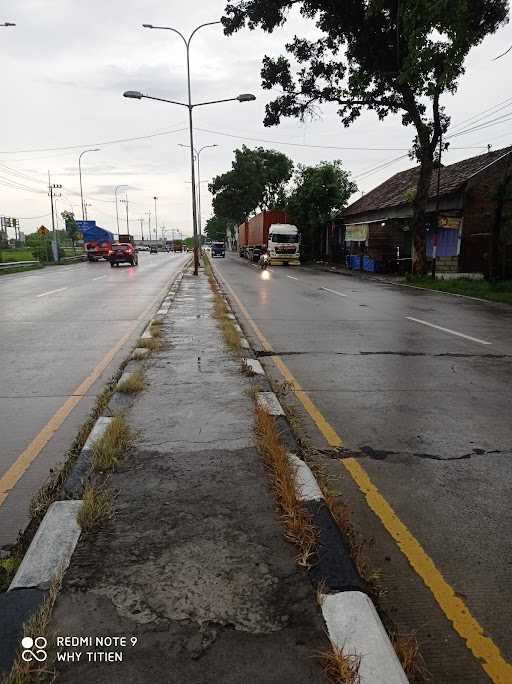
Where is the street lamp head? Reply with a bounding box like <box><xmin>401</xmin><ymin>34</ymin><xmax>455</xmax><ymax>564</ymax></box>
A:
<box><xmin>236</xmin><ymin>93</ymin><xmax>256</xmax><ymax>102</ymax></box>
<box><xmin>2</xmin><ymin>22</ymin><xmax>16</xmax><ymax>27</ymax></box>
<box><xmin>123</xmin><ymin>90</ymin><xmax>143</xmax><ymax>100</ymax></box>
<box><xmin>142</xmin><ymin>23</ymin><xmax>154</xmax><ymax>28</ymax></box>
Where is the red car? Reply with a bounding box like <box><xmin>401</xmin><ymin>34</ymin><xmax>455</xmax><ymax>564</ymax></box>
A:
<box><xmin>108</xmin><ymin>243</ymin><xmax>138</xmax><ymax>267</ymax></box>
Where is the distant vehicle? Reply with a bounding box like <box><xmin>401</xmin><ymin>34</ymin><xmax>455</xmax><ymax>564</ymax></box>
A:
<box><xmin>138</xmin><ymin>245</ymin><xmax>150</xmax><ymax>252</ymax></box>
<box><xmin>238</xmin><ymin>211</ymin><xmax>299</xmax><ymax>265</ymax></box>
<box><xmin>211</xmin><ymin>242</ymin><xmax>225</xmax><ymax>258</ymax></box>
<box><xmin>118</xmin><ymin>233</ymin><xmax>135</xmax><ymax>245</ymax></box>
<box><xmin>79</xmin><ymin>222</ymin><xmax>114</xmax><ymax>261</ymax></box>
<box><xmin>108</xmin><ymin>242</ymin><xmax>138</xmax><ymax>267</ymax></box>
<box><xmin>149</xmin><ymin>245</ymin><xmax>158</xmax><ymax>254</ymax></box>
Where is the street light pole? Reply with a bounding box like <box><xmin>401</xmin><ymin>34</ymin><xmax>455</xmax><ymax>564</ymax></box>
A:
<box><xmin>129</xmin><ymin>21</ymin><xmax>255</xmax><ymax>274</ymax></box>
<box><xmin>179</xmin><ymin>143</ymin><xmax>218</xmax><ymax>245</ymax></box>
<box><xmin>153</xmin><ymin>195</ymin><xmax>158</xmax><ymax>243</ymax></box>
<box><xmin>78</xmin><ymin>149</ymin><xmax>100</xmax><ymax>221</ymax></box>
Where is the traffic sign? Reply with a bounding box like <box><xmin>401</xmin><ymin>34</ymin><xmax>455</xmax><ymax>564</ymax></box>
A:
<box><xmin>37</xmin><ymin>225</ymin><xmax>50</xmax><ymax>236</ymax></box>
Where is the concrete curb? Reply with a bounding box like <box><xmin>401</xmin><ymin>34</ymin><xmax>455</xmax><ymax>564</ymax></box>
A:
<box><xmin>321</xmin><ymin>591</ymin><xmax>409</xmax><ymax>684</ymax></box>
<box><xmin>210</xmin><ymin>262</ymin><xmax>409</xmax><ymax>683</ymax></box>
<box><xmin>63</xmin><ymin>416</ymin><xmax>112</xmax><ymax>497</ymax></box>
<box><xmin>9</xmin><ymin>501</ymin><xmax>82</xmax><ymax>591</ymax></box>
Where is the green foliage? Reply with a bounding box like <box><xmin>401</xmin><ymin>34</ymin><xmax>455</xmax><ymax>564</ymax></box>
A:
<box><xmin>287</xmin><ymin>160</ymin><xmax>356</xmax><ymax>258</ymax></box>
<box><xmin>406</xmin><ymin>276</ymin><xmax>512</xmax><ymax>303</ymax></box>
<box><xmin>209</xmin><ymin>145</ymin><xmax>293</xmax><ymax>223</ymax></box>
<box><xmin>61</xmin><ymin>210</ymin><xmax>79</xmax><ymax>243</ymax></box>
<box><xmin>184</xmin><ymin>237</ymin><xmax>194</xmax><ymax>249</ymax></box>
<box><xmin>223</xmin><ymin>0</ymin><xmax>509</xmax><ymax>273</ymax></box>
<box><xmin>204</xmin><ymin>215</ymin><xmax>229</xmax><ymax>241</ymax></box>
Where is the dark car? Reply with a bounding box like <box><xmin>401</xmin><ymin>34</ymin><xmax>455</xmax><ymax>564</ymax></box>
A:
<box><xmin>149</xmin><ymin>245</ymin><xmax>158</xmax><ymax>254</ymax></box>
<box><xmin>211</xmin><ymin>242</ymin><xmax>225</xmax><ymax>258</ymax></box>
<box><xmin>108</xmin><ymin>243</ymin><xmax>138</xmax><ymax>267</ymax></box>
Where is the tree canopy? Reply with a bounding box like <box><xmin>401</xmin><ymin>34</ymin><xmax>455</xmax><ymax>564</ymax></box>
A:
<box><xmin>209</xmin><ymin>145</ymin><xmax>293</xmax><ymax>224</ymax></box>
<box><xmin>204</xmin><ymin>214</ymin><xmax>229</xmax><ymax>242</ymax></box>
<box><xmin>287</xmin><ymin>160</ymin><xmax>357</xmax><ymax>256</ymax></box>
<box><xmin>223</xmin><ymin>0</ymin><xmax>509</xmax><ymax>272</ymax></box>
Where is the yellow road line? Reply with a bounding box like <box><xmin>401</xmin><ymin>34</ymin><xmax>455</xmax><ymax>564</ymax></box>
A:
<box><xmin>216</xmin><ymin>266</ymin><xmax>512</xmax><ymax>684</ymax></box>
<box><xmin>0</xmin><ymin>268</ymin><xmax>182</xmax><ymax>509</ymax></box>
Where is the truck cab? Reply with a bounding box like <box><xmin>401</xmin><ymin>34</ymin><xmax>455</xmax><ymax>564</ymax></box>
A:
<box><xmin>267</xmin><ymin>224</ymin><xmax>300</xmax><ymax>265</ymax></box>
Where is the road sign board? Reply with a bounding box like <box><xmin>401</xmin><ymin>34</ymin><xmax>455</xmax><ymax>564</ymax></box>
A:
<box><xmin>37</xmin><ymin>225</ymin><xmax>50</xmax><ymax>236</ymax></box>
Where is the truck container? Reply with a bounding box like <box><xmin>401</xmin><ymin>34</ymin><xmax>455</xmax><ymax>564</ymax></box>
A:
<box><xmin>77</xmin><ymin>221</ymin><xmax>114</xmax><ymax>261</ymax></box>
<box><xmin>238</xmin><ymin>211</ymin><xmax>300</xmax><ymax>265</ymax></box>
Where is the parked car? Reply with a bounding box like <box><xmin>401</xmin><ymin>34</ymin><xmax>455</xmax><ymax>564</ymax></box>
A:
<box><xmin>149</xmin><ymin>245</ymin><xmax>158</xmax><ymax>254</ymax></box>
<box><xmin>108</xmin><ymin>243</ymin><xmax>138</xmax><ymax>267</ymax></box>
<box><xmin>211</xmin><ymin>242</ymin><xmax>226</xmax><ymax>258</ymax></box>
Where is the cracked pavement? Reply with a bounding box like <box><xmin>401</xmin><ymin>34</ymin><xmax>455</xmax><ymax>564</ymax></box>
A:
<box><xmin>214</xmin><ymin>254</ymin><xmax>512</xmax><ymax>684</ymax></box>
<box><xmin>50</xmin><ymin>269</ymin><xmax>325</xmax><ymax>683</ymax></box>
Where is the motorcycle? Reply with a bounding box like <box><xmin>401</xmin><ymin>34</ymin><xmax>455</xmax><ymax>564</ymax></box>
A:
<box><xmin>259</xmin><ymin>253</ymin><xmax>270</xmax><ymax>270</ymax></box>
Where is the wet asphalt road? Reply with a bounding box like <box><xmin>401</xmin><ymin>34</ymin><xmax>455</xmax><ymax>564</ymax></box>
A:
<box><xmin>0</xmin><ymin>252</ymin><xmax>189</xmax><ymax>548</ymax></box>
<box><xmin>214</xmin><ymin>253</ymin><xmax>512</xmax><ymax>683</ymax></box>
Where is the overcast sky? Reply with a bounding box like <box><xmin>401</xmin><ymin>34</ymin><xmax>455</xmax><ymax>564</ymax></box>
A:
<box><xmin>2</xmin><ymin>0</ymin><xmax>512</xmax><ymax>239</ymax></box>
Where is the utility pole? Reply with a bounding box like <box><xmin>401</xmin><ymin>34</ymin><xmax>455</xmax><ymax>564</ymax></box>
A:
<box><xmin>140</xmin><ymin>218</ymin><xmax>144</xmax><ymax>241</ymax></box>
<box><xmin>153</xmin><ymin>196</ymin><xmax>158</xmax><ymax>243</ymax></box>
<box><xmin>125</xmin><ymin>195</ymin><xmax>129</xmax><ymax>234</ymax></box>
<box><xmin>48</xmin><ymin>171</ymin><xmax>62</xmax><ymax>263</ymax></box>
<box><xmin>146</xmin><ymin>211</ymin><xmax>152</xmax><ymax>243</ymax></box>
<box><xmin>432</xmin><ymin>132</ymin><xmax>443</xmax><ymax>280</ymax></box>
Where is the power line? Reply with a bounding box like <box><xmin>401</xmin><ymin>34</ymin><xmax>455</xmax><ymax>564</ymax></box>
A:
<box><xmin>0</xmin><ymin>126</ymin><xmax>188</xmax><ymax>155</ymax></box>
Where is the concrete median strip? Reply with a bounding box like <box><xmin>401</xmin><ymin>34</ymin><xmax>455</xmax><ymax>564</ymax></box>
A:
<box><xmin>222</xmin><ymin>276</ymin><xmax>410</xmax><ymax>682</ymax></box>
<box><xmin>9</xmin><ymin>501</ymin><xmax>82</xmax><ymax>591</ymax></box>
<box><xmin>64</xmin><ymin>416</ymin><xmax>112</xmax><ymax>497</ymax></box>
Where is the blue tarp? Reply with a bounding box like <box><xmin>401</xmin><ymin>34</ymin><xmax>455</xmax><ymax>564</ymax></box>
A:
<box><xmin>76</xmin><ymin>220</ymin><xmax>114</xmax><ymax>243</ymax></box>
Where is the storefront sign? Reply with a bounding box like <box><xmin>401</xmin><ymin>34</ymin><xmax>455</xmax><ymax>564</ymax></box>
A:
<box><xmin>345</xmin><ymin>223</ymin><xmax>369</xmax><ymax>241</ymax></box>
<box><xmin>438</xmin><ymin>216</ymin><xmax>462</xmax><ymax>230</ymax></box>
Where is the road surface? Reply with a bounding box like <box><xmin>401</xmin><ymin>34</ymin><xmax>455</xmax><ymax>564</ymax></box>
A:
<box><xmin>213</xmin><ymin>253</ymin><xmax>512</xmax><ymax>684</ymax></box>
<box><xmin>0</xmin><ymin>252</ymin><xmax>189</xmax><ymax>548</ymax></box>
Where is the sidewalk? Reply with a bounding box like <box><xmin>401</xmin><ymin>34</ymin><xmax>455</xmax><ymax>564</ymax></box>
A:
<box><xmin>49</xmin><ymin>269</ymin><xmax>326</xmax><ymax>683</ymax></box>
<box><xmin>306</xmin><ymin>260</ymin><xmax>405</xmax><ymax>285</ymax></box>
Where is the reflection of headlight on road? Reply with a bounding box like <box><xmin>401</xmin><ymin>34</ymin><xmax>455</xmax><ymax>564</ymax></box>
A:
<box><xmin>261</xmin><ymin>270</ymin><xmax>270</xmax><ymax>280</ymax></box>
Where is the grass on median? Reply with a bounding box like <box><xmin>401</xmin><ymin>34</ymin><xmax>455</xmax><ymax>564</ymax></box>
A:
<box><xmin>77</xmin><ymin>484</ymin><xmax>112</xmax><ymax>532</ymax></box>
<box><xmin>91</xmin><ymin>415</ymin><xmax>135</xmax><ymax>472</ymax></box>
<box><xmin>405</xmin><ymin>275</ymin><xmax>512</xmax><ymax>304</ymax></box>
<box><xmin>320</xmin><ymin>643</ymin><xmax>361</xmax><ymax>684</ymax></box>
<box><xmin>203</xmin><ymin>254</ymin><xmax>241</xmax><ymax>355</ymax></box>
<box><xmin>137</xmin><ymin>337</ymin><xmax>163</xmax><ymax>352</ymax></box>
<box><xmin>116</xmin><ymin>368</ymin><xmax>145</xmax><ymax>394</ymax></box>
<box><xmin>254</xmin><ymin>405</ymin><xmax>317</xmax><ymax>567</ymax></box>
<box><xmin>149</xmin><ymin>320</ymin><xmax>163</xmax><ymax>338</ymax></box>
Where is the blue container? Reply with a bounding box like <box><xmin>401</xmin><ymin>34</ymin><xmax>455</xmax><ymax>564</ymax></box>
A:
<box><xmin>350</xmin><ymin>255</ymin><xmax>361</xmax><ymax>269</ymax></box>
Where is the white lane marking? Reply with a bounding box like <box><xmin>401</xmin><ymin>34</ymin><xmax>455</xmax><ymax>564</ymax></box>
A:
<box><xmin>320</xmin><ymin>286</ymin><xmax>348</xmax><ymax>298</ymax></box>
<box><xmin>287</xmin><ymin>275</ymin><xmax>298</xmax><ymax>280</ymax></box>
<box><xmin>92</xmin><ymin>275</ymin><xmax>107</xmax><ymax>281</ymax></box>
<box><xmin>405</xmin><ymin>316</ymin><xmax>492</xmax><ymax>345</ymax></box>
<box><xmin>36</xmin><ymin>287</ymin><xmax>68</xmax><ymax>298</ymax></box>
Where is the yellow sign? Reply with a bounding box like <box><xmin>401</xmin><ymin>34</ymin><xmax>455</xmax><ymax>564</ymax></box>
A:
<box><xmin>438</xmin><ymin>216</ymin><xmax>461</xmax><ymax>230</ymax></box>
<box><xmin>37</xmin><ymin>225</ymin><xmax>50</xmax><ymax>236</ymax></box>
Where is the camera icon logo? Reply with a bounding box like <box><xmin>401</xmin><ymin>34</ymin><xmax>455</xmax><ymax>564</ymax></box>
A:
<box><xmin>21</xmin><ymin>636</ymin><xmax>48</xmax><ymax>662</ymax></box>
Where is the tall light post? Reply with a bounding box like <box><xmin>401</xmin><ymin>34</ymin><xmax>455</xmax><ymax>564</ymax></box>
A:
<box><xmin>179</xmin><ymin>143</ymin><xmax>218</xmax><ymax>244</ymax></box>
<box><xmin>124</xmin><ymin>21</ymin><xmax>255</xmax><ymax>275</ymax></box>
<box><xmin>153</xmin><ymin>195</ymin><xmax>158</xmax><ymax>243</ymax></box>
<box><xmin>146</xmin><ymin>210</ymin><xmax>152</xmax><ymax>244</ymax></box>
<box><xmin>114</xmin><ymin>184</ymin><xmax>128</xmax><ymax>233</ymax></box>
<box><xmin>119</xmin><ymin>196</ymin><xmax>130</xmax><ymax>235</ymax></box>
<box><xmin>78</xmin><ymin>149</ymin><xmax>100</xmax><ymax>221</ymax></box>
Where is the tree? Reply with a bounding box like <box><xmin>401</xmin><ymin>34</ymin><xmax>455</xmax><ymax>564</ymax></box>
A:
<box><xmin>209</xmin><ymin>145</ymin><xmax>294</xmax><ymax>224</ymax></box>
<box><xmin>287</xmin><ymin>160</ymin><xmax>357</xmax><ymax>258</ymax></box>
<box><xmin>223</xmin><ymin>0</ymin><xmax>509</xmax><ymax>274</ymax></box>
<box><xmin>204</xmin><ymin>215</ymin><xmax>229</xmax><ymax>242</ymax></box>
<box><xmin>61</xmin><ymin>211</ymin><xmax>79</xmax><ymax>253</ymax></box>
